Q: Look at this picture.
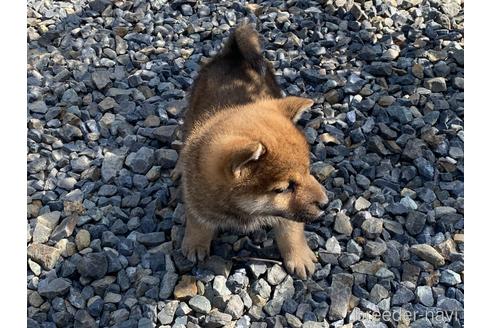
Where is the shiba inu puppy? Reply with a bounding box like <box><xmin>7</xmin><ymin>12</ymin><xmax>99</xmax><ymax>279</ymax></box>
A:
<box><xmin>175</xmin><ymin>24</ymin><xmax>329</xmax><ymax>279</ymax></box>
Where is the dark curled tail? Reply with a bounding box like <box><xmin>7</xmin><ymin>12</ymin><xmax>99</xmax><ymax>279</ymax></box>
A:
<box><xmin>221</xmin><ymin>24</ymin><xmax>266</xmax><ymax>75</ymax></box>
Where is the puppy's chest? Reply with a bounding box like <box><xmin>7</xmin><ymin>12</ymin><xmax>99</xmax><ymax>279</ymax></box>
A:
<box><xmin>192</xmin><ymin>207</ymin><xmax>280</xmax><ymax>233</ymax></box>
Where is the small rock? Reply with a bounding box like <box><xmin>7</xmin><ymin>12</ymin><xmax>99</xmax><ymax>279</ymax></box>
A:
<box><xmin>345</xmin><ymin>74</ymin><xmax>367</xmax><ymax>94</ymax></box>
<box><xmin>87</xmin><ymin>296</ymin><xmax>104</xmax><ymax>317</ymax></box>
<box><xmin>50</xmin><ymin>216</ymin><xmax>77</xmax><ymax>242</ymax></box>
<box><xmin>74</xmin><ymin>309</ymin><xmax>97</xmax><ymax>328</ymax></box>
<box><xmin>205</xmin><ymin>309</ymin><xmax>233</xmax><ymax>327</ymax></box>
<box><xmin>364</xmin><ymin>240</ymin><xmax>387</xmax><ymax>257</ymax></box>
<box><xmin>436</xmin><ymin>297</ymin><xmax>463</xmax><ymax>312</ymax></box>
<box><xmin>224</xmin><ymin>294</ymin><xmax>244</xmax><ymax>319</ymax></box>
<box><xmin>356</xmin><ymin>174</ymin><xmax>371</xmax><ymax>188</ymax></box>
<box><xmin>440</xmin><ymin>269</ymin><xmax>462</xmax><ymax>286</ymax></box>
<box><xmin>98</xmin><ymin>97</ymin><xmax>117</xmax><ymax>111</ymax></box>
<box><xmin>286</xmin><ymin>313</ymin><xmax>302</xmax><ymax>328</ymax></box>
<box><xmin>174</xmin><ymin>275</ymin><xmax>198</xmax><ymax>300</ymax></box>
<box><xmin>350</xmin><ymin>260</ymin><xmax>386</xmax><ymax>275</ymax></box>
<box><xmin>213</xmin><ymin>275</ymin><xmax>231</xmax><ymax>296</ymax></box>
<box><xmin>329</xmin><ymin>273</ymin><xmax>353</xmax><ymax>320</ymax></box>
<box><xmin>365</xmin><ymin>62</ymin><xmax>393</xmax><ymax>76</ymax></box>
<box><xmin>416</xmin><ymin>286</ymin><xmax>434</xmax><ymax>306</ymax></box>
<box><xmin>75</xmin><ymin>229</ymin><xmax>91</xmax><ymax>251</ymax></box>
<box><xmin>378</xmin><ymin>96</ymin><xmax>395</xmax><ymax>107</ymax></box>
<box><xmin>369</xmin><ymin>284</ymin><xmax>389</xmax><ymax>304</ymax></box>
<box><xmin>392</xmin><ymin>285</ymin><xmax>415</xmax><ymax>305</ymax></box>
<box><xmin>264</xmin><ymin>276</ymin><xmax>294</xmax><ymax>316</ymax></box>
<box><xmin>126</xmin><ymin>147</ymin><xmax>155</xmax><ymax>174</ymax></box>
<box><xmin>159</xmin><ymin>271</ymin><xmax>179</xmax><ymax>300</ymax></box>
<box><xmin>27</xmin><ymin>243</ymin><xmax>61</xmax><ymax>270</ymax></box>
<box><xmin>247</xmin><ymin>262</ymin><xmax>268</xmax><ymax>279</ymax></box>
<box><xmin>155</xmin><ymin>149</ymin><xmax>178</xmax><ymax>169</ymax></box>
<box><xmin>71</xmin><ymin>157</ymin><xmax>91</xmax><ymax>173</ymax></box>
<box><xmin>362</xmin><ymin>217</ymin><xmax>383</xmax><ymax>239</ymax></box>
<box><xmin>311</xmin><ymin>162</ymin><xmax>335</xmax><ymax>182</ymax></box>
<box><xmin>146</xmin><ymin>166</ymin><xmax>161</xmax><ymax>181</ymax></box>
<box><xmin>38</xmin><ymin>278</ymin><xmax>71</xmax><ymax>298</ymax></box>
<box><xmin>92</xmin><ymin>71</ymin><xmax>111</xmax><ymax>90</ymax></box>
<box><xmin>386</xmin><ymin>106</ymin><xmax>413</xmax><ymax>124</ymax></box>
<box><xmin>32</xmin><ymin>222</ymin><xmax>53</xmax><ymax>244</ymax></box>
<box><xmin>189</xmin><ymin>295</ymin><xmax>212</xmax><ymax>314</ymax></box>
<box><xmin>28</xmin><ymin>258</ymin><xmax>42</xmax><ymax>276</ymax></box>
<box><xmin>424</xmin><ymin>77</ymin><xmax>447</xmax><ymax>92</ymax></box>
<box><xmin>28</xmin><ymin>291</ymin><xmax>44</xmax><ymax>307</ymax></box>
<box><xmin>355</xmin><ymin>197</ymin><xmax>371</xmax><ymax>211</ymax></box>
<box><xmin>414</xmin><ymin>157</ymin><xmax>434</xmax><ymax>180</ymax></box>
<box><xmin>137</xmin><ymin>232</ymin><xmax>165</xmax><ymax>247</ymax></box>
<box><xmin>410</xmin><ymin>244</ymin><xmax>445</xmax><ymax>267</ymax></box>
<box><xmin>325</xmin><ymin>237</ymin><xmax>341</xmax><ymax>255</ymax></box>
<box><xmin>266</xmin><ymin>264</ymin><xmax>287</xmax><ymax>285</ymax></box>
<box><xmin>405</xmin><ymin>211</ymin><xmax>427</xmax><ymax>235</ymax></box>
<box><xmin>77</xmin><ymin>252</ymin><xmax>108</xmax><ymax>279</ymax></box>
<box><xmin>412</xmin><ymin>63</ymin><xmax>424</xmax><ymax>79</ymax></box>
<box><xmin>350</xmin><ymin>3</ymin><xmax>365</xmax><ymax>20</ymax></box>
<box><xmin>250</xmin><ymin>278</ymin><xmax>272</xmax><ymax>302</ymax></box>
<box><xmin>137</xmin><ymin>318</ymin><xmax>153</xmax><ymax>328</ymax></box>
<box><xmin>157</xmin><ymin>300</ymin><xmax>179</xmax><ymax>325</ymax></box>
<box><xmin>153</xmin><ymin>125</ymin><xmax>178</xmax><ymax>144</ymax></box>
<box><xmin>104</xmin><ymin>292</ymin><xmax>121</xmax><ymax>303</ymax></box>
<box><xmin>29</xmin><ymin>100</ymin><xmax>48</xmax><ymax>114</ymax></box>
<box><xmin>400</xmin><ymin>196</ymin><xmax>418</xmax><ymax>210</ymax></box>
<box><xmin>37</xmin><ymin>211</ymin><xmax>61</xmax><ymax>229</ymax></box>
<box><xmin>334</xmin><ymin>212</ymin><xmax>353</xmax><ymax>235</ymax></box>
<box><xmin>453</xmin><ymin>77</ymin><xmax>464</xmax><ymax>90</ymax></box>
<box><xmin>101</xmin><ymin>151</ymin><xmax>125</xmax><ymax>182</ymax></box>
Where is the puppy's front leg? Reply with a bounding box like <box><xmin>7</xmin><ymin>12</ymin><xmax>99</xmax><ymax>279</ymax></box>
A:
<box><xmin>181</xmin><ymin>211</ymin><xmax>216</xmax><ymax>262</ymax></box>
<box><xmin>274</xmin><ymin>219</ymin><xmax>318</xmax><ymax>280</ymax></box>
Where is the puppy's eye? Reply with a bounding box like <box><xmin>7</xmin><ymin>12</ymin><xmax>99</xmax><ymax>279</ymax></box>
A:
<box><xmin>273</xmin><ymin>181</ymin><xmax>296</xmax><ymax>193</ymax></box>
<box><xmin>273</xmin><ymin>187</ymin><xmax>286</xmax><ymax>194</ymax></box>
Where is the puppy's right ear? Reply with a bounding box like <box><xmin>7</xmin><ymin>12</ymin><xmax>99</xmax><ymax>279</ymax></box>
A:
<box><xmin>275</xmin><ymin>96</ymin><xmax>314</xmax><ymax>123</ymax></box>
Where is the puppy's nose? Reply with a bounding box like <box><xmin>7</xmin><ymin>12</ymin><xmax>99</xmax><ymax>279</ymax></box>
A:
<box><xmin>318</xmin><ymin>188</ymin><xmax>329</xmax><ymax>211</ymax></box>
<box><xmin>316</xmin><ymin>199</ymin><xmax>329</xmax><ymax>211</ymax></box>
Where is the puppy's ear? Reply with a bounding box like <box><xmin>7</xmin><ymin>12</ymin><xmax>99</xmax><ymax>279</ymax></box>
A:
<box><xmin>230</xmin><ymin>141</ymin><xmax>265</xmax><ymax>179</ymax></box>
<box><xmin>206</xmin><ymin>137</ymin><xmax>266</xmax><ymax>180</ymax></box>
<box><xmin>276</xmin><ymin>96</ymin><xmax>314</xmax><ymax>123</ymax></box>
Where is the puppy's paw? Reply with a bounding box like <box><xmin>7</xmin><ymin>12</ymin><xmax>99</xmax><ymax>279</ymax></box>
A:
<box><xmin>181</xmin><ymin>238</ymin><xmax>209</xmax><ymax>263</ymax></box>
<box><xmin>283</xmin><ymin>246</ymin><xmax>317</xmax><ymax>280</ymax></box>
<box><xmin>170</xmin><ymin>167</ymin><xmax>182</xmax><ymax>182</ymax></box>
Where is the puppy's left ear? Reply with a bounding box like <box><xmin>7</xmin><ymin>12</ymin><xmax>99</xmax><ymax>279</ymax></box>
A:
<box><xmin>276</xmin><ymin>96</ymin><xmax>314</xmax><ymax>123</ymax></box>
<box><xmin>230</xmin><ymin>142</ymin><xmax>265</xmax><ymax>179</ymax></box>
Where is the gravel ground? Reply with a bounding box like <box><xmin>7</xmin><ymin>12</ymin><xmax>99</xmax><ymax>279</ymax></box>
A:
<box><xmin>27</xmin><ymin>0</ymin><xmax>464</xmax><ymax>327</ymax></box>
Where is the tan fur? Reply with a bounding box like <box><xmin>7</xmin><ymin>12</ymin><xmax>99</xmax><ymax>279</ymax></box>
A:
<box><xmin>177</xmin><ymin>24</ymin><xmax>329</xmax><ymax>279</ymax></box>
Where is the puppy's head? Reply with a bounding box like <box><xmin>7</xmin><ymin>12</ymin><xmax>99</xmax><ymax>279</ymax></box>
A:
<box><xmin>206</xmin><ymin>97</ymin><xmax>329</xmax><ymax>222</ymax></box>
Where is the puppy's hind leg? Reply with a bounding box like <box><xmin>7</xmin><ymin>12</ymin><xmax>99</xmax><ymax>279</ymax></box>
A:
<box><xmin>170</xmin><ymin>156</ymin><xmax>184</xmax><ymax>182</ymax></box>
<box><xmin>181</xmin><ymin>211</ymin><xmax>216</xmax><ymax>263</ymax></box>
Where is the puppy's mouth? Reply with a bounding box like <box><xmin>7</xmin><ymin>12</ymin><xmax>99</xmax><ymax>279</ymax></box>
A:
<box><xmin>307</xmin><ymin>210</ymin><xmax>326</xmax><ymax>222</ymax></box>
<box><xmin>279</xmin><ymin>209</ymin><xmax>325</xmax><ymax>223</ymax></box>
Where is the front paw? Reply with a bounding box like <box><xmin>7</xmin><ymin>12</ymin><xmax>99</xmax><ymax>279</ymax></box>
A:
<box><xmin>283</xmin><ymin>246</ymin><xmax>318</xmax><ymax>280</ymax></box>
<box><xmin>181</xmin><ymin>237</ymin><xmax>210</xmax><ymax>263</ymax></box>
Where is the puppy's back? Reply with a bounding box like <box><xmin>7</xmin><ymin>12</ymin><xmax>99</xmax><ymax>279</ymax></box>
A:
<box><xmin>183</xmin><ymin>24</ymin><xmax>282</xmax><ymax>138</ymax></box>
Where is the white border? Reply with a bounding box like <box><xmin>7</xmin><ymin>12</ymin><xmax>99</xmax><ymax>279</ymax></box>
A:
<box><xmin>0</xmin><ymin>0</ymin><xmax>27</xmax><ymax>326</ymax></box>
<box><xmin>467</xmin><ymin>1</ymin><xmax>489</xmax><ymax>326</ymax></box>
